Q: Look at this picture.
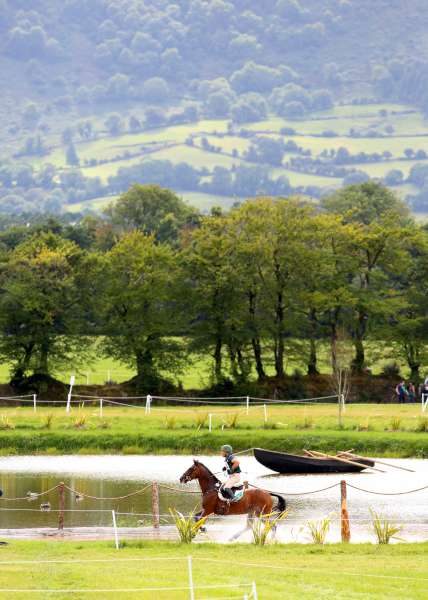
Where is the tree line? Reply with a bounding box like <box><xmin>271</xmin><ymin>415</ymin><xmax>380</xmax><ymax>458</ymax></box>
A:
<box><xmin>0</xmin><ymin>181</ymin><xmax>427</xmax><ymax>392</ymax></box>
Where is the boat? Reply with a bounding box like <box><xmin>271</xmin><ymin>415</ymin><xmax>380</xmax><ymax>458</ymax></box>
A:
<box><xmin>253</xmin><ymin>448</ymin><xmax>375</xmax><ymax>474</ymax></box>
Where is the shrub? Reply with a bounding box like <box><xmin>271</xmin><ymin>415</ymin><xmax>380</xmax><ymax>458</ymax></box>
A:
<box><xmin>169</xmin><ymin>508</ymin><xmax>208</xmax><ymax>543</ymax></box>
<box><xmin>370</xmin><ymin>510</ymin><xmax>403</xmax><ymax>544</ymax></box>
<box><xmin>250</xmin><ymin>511</ymin><xmax>289</xmax><ymax>545</ymax></box>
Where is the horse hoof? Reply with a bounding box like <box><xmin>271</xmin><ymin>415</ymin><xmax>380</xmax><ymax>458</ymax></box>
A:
<box><xmin>199</xmin><ymin>527</ymin><xmax>207</xmax><ymax>533</ymax></box>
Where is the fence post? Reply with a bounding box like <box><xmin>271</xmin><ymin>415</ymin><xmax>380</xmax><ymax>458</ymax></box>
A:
<box><xmin>263</xmin><ymin>404</ymin><xmax>267</xmax><ymax>424</ymax></box>
<box><xmin>208</xmin><ymin>413</ymin><xmax>212</xmax><ymax>432</ymax></box>
<box><xmin>66</xmin><ymin>375</ymin><xmax>75</xmax><ymax>413</ymax></box>
<box><xmin>112</xmin><ymin>510</ymin><xmax>120</xmax><ymax>550</ymax></box>
<box><xmin>251</xmin><ymin>581</ymin><xmax>258</xmax><ymax>600</ymax></box>
<box><xmin>246</xmin><ymin>396</ymin><xmax>250</xmax><ymax>416</ymax></box>
<box><xmin>33</xmin><ymin>394</ymin><xmax>37</xmax><ymax>413</ymax></box>
<box><xmin>58</xmin><ymin>482</ymin><xmax>65</xmax><ymax>531</ymax></box>
<box><xmin>152</xmin><ymin>482</ymin><xmax>160</xmax><ymax>529</ymax></box>
<box><xmin>188</xmin><ymin>555</ymin><xmax>195</xmax><ymax>600</ymax></box>
<box><xmin>99</xmin><ymin>398</ymin><xmax>103</xmax><ymax>419</ymax></box>
<box><xmin>146</xmin><ymin>394</ymin><xmax>152</xmax><ymax>415</ymax></box>
<box><xmin>340</xmin><ymin>480</ymin><xmax>350</xmax><ymax>543</ymax></box>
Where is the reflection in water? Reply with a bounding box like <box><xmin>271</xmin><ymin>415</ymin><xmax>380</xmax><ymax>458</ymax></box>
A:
<box><xmin>0</xmin><ymin>455</ymin><xmax>426</xmax><ymax>541</ymax></box>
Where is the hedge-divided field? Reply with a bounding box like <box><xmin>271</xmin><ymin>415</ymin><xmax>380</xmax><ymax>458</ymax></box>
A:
<box><xmin>27</xmin><ymin>102</ymin><xmax>428</xmax><ymax>215</ymax></box>
<box><xmin>0</xmin><ymin>540</ymin><xmax>426</xmax><ymax>599</ymax></box>
<box><xmin>0</xmin><ymin>404</ymin><xmax>426</xmax><ymax>456</ymax></box>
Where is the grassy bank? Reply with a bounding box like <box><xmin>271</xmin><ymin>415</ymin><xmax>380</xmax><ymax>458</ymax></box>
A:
<box><xmin>0</xmin><ymin>540</ymin><xmax>426</xmax><ymax>599</ymax></box>
<box><xmin>0</xmin><ymin>405</ymin><xmax>426</xmax><ymax>457</ymax></box>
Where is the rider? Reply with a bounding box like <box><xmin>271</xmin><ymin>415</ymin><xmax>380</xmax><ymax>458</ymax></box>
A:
<box><xmin>221</xmin><ymin>444</ymin><xmax>242</xmax><ymax>500</ymax></box>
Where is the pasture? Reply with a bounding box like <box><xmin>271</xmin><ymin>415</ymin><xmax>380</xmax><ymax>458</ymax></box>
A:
<box><xmin>22</xmin><ymin>101</ymin><xmax>428</xmax><ymax>215</ymax></box>
<box><xmin>0</xmin><ymin>540</ymin><xmax>426</xmax><ymax>599</ymax></box>
<box><xmin>0</xmin><ymin>403</ymin><xmax>426</xmax><ymax>456</ymax></box>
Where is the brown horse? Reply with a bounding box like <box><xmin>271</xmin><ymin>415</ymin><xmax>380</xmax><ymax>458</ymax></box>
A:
<box><xmin>179</xmin><ymin>459</ymin><xmax>286</xmax><ymax>521</ymax></box>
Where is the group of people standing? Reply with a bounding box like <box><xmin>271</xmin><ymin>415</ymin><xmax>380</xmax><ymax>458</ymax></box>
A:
<box><xmin>396</xmin><ymin>378</ymin><xmax>428</xmax><ymax>403</ymax></box>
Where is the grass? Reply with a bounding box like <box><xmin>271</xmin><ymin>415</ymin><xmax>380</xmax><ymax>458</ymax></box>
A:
<box><xmin>0</xmin><ymin>404</ymin><xmax>425</xmax><ymax>456</ymax></box>
<box><xmin>0</xmin><ymin>540</ymin><xmax>426</xmax><ymax>599</ymax></box>
<box><xmin>0</xmin><ymin>335</ymin><xmax>415</xmax><ymax>390</ymax></box>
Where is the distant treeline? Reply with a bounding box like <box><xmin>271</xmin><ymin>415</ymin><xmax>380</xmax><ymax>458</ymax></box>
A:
<box><xmin>0</xmin><ymin>181</ymin><xmax>426</xmax><ymax>391</ymax></box>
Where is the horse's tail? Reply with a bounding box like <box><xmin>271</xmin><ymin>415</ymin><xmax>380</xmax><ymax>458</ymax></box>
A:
<box><xmin>269</xmin><ymin>492</ymin><xmax>286</xmax><ymax>513</ymax></box>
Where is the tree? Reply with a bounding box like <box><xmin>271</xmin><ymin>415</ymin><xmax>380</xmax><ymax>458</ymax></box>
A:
<box><xmin>101</xmin><ymin>232</ymin><xmax>183</xmax><ymax>390</ymax></box>
<box><xmin>230</xmin><ymin>61</ymin><xmax>282</xmax><ymax>94</ymax></box>
<box><xmin>323</xmin><ymin>182</ymin><xmax>413</xmax><ymax>372</ymax></box>
<box><xmin>104</xmin><ymin>114</ymin><xmax>123</xmax><ymax>136</ymax></box>
<box><xmin>141</xmin><ymin>77</ymin><xmax>169</xmax><ymax>103</ymax></box>
<box><xmin>104</xmin><ymin>184</ymin><xmax>196</xmax><ymax>245</ymax></box>
<box><xmin>66</xmin><ymin>143</ymin><xmax>80</xmax><ymax>166</ymax></box>
<box><xmin>183</xmin><ymin>214</ymin><xmax>245</xmax><ymax>383</ymax></box>
<box><xmin>0</xmin><ymin>233</ymin><xmax>92</xmax><ymax>386</ymax></box>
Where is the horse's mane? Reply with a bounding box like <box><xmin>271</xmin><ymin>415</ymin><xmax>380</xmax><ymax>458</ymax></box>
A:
<box><xmin>196</xmin><ymin>461</ymin><xmax>221</xmax><ymax>484</ymax></box>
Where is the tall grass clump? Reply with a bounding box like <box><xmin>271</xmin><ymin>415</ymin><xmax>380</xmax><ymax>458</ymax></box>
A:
<box><xmin>42</xmin><ymin>413</ymin><xmax>54</xmax><ymax>430</ymax></box>
<box><xmin>250</xmin><ymin>511</ymin><xmax>289</xmax><ymax>546</ymax></box>
<box><xmin>194</xmin><ymin>413</ymin><xmax>208</xmax><ymax>430</ymax></box>
<box><xmin>0</xmin><ymin>415</ymin><xmax>14</xmax><ymax>430</ymax></box>
<box><xmin>415</xmin><ymin>417</ymin><xmax>428</xmax><ymax>432</ymax></box>
<box><xmin>370</xmin><ymin>510</ymin><xmax>403</xmax><ymax>544</ymax></box>
<box><xmin>222</xmin><ymin>412</ymin><xmax>240</xmax><ymax>429</ymax></box>
<box><xmin>73</xmin><ymin>414</ymin><xmax>86</xmax><ymax>429</ymax></box>
<box><xmin>164</xmin><ymin>416</ymin><xmax>177</xmax><ymax>430</ymax></box>
<box><xmin>169</xmin><ymin>508</ymin><xmax>208</xmax><ymax>543</ymax></box>
<box><xmin>305</xmin><ymin>515</ymin><xmax>332</xmax><ymax>544</ymax></box>
<box><xmin>389</xmin><ymin>417</ymin><xmax>402</xmax><ymax>431</ymax></box>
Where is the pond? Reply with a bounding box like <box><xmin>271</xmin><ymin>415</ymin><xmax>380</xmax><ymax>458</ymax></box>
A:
<box><xmin>0</xmin><ymin>455</ymin><xmax>427</xmax><ymax>542</ymax></box>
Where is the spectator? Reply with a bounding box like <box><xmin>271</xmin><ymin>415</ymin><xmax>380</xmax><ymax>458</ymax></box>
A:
<box><xmin>395</xmin><ymin>380</ymin><xmax>408</xmax><ymax>403</ymax></box>
<box><xmin>407</xmin><ymin>382</ymin><xmax>416</xmax><ymax>403</ymax></box>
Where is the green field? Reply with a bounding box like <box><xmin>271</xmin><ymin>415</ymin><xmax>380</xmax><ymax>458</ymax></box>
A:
<box><xmin>25</xmin><ymin>102</ymin><xmax>428</xmax><ymax>214</ymax></box>
<box><xmin>0</xmin><ymin>404</ymin><xmax>426</xmax><ymax>456</ymax></box>
<box><xmin>0</xmin><ymin>540</ymin><xmax>425</xmax><ymax>599</ymax></box>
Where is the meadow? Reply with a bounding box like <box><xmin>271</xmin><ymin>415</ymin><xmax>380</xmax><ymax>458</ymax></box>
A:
<box><xmin>24</xmin><ymin>102</ymin><xmax>428</xmax><ymax>215</ymax></box>
<box><xmin>0</xmin><ymin>404</ymin><xmax>426</xmax><ymax>456</ymax></box>
<box><xmin>0</xmin><ymin>540</ymin><xmax>426</xmax><ymax>599</ymax></box>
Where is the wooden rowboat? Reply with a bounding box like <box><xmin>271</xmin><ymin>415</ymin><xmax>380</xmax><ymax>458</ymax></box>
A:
<box><xmin>254</xmin><ymin>448</ymin><xmax>375</xmax><ymax>474</ymax></box>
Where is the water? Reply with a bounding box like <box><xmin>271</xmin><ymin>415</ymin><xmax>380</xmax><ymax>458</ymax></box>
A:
<box><xmin>0</xmin><ymin>455</ymin><xmax>427</xmax><ymax>542</ymax></box>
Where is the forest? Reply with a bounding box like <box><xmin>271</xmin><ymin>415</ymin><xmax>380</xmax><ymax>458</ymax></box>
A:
<box><xmin>0</xmin><ymin>181</ymin><xmax>426</xmax><ymax>394</ymax></box>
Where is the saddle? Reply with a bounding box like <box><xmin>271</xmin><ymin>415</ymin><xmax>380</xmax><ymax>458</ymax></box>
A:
<box><xmin>217</xmin><ymin>483</ymin><xmax>244</xmax><ymax>503</ymax></box>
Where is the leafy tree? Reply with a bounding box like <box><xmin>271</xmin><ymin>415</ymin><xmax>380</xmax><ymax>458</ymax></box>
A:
<box><xmin>323</xmin><ymin>182</ymin><xmax>413</xmax><ymax>371</ymax></box>
<box><xmin>66</xmin><ymin>143</ymin><xmax>79</xmax><ymax>166</ymax></box>
<box><xmin>101</xmin><ymin>232</ymin><xmax>183</xmax><ymax>390</ymax></box>
<box><xmin>104</xmin><ymin>113</ymin><xmax>123</xmax><ymax>136</ymax></box>
<box><xmin>0</xmin><ymin>233</ymin><xmax>93</xmax><ymax>386</ymax></box>
<box><xmin>230</xmin><ymin>61</ymin><xmax>282</xmax><ymax>93</ymax></box>
<box><xmin>141</xmin><ymin>77</ymin><xmax>169</xmax><ymax>103</ymax></box>
<box><xmin>104</xmin><ymin>184</ymin><xmax>196</xmax><ymax>244</ymax></box>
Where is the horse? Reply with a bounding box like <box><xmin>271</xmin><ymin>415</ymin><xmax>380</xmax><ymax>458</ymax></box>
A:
<box><xmin>179</xmin><ymin>459</ymin><xmax>286</xmax><ymax>522</ymax></box>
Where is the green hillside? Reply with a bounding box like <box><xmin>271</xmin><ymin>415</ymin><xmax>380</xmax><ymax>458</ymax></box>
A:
<box><xmin>2</xmin><ymin>1</ymin><xmax>428</xmax><ymax>215</ymax></box>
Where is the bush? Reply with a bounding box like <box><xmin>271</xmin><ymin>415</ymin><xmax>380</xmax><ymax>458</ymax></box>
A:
<box><xmin>370</xmin><ymin>510</ymin><xmax>402</xmax><ymax>544</ymax></box>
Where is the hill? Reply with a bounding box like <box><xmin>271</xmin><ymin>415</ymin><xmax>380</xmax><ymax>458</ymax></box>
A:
<box><xmin>1</xmin><ymin>0</ymin><xmax>428</xmax><ymax>215</ymax></box>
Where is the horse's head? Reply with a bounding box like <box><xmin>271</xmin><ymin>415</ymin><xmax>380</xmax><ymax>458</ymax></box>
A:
<box><xmin>180</xmin><ymin>459</ymin><xmax>202</xmax><ymax>484</ymax></box>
